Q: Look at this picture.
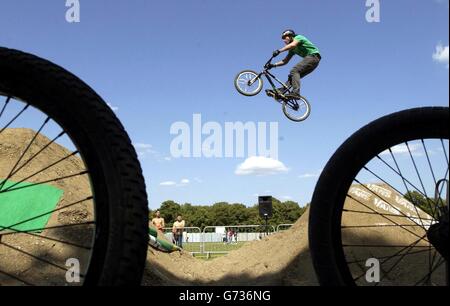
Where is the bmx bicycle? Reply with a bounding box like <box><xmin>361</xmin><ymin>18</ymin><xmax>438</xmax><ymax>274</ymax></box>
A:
<box><xmin>0</xmin><ymin>47</ymin><xmax>149</xmax><ymax>286</ymax></box>
<box><xmin>234</xmin><ymin>55</ymin><xmax>311</xmax><ymax>122</ymax></box>
<box><xmin>309</xmin><ymin>107</ymin><xmax>449</xmax><ymax>286</ymax></box>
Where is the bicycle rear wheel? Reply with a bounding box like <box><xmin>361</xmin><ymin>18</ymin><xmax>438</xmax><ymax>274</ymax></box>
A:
<box><xmin>309</xmin><ymin>107</ymin><xmax>449</xmax><ymax>286</ymax></box>
<box><xmin>282</xmin><ymin>96</ymin><xmax>311</xmax><ymax>122</ymax></box>
<box><xmin>0</xmin><ymin>47</ymin><xmax>149</xmax><ymax>285</ymax></box>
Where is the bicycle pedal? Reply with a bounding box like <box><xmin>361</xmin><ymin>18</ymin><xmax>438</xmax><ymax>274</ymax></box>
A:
<box><xmin>265</xmin><ymin>90</ymin><xmax>276</xmax><ymax>98</ymax></box>
<box><xmin>278</xmin><ymin>94</ymin><xmax>288</xmax><ymax>100</ymax></box>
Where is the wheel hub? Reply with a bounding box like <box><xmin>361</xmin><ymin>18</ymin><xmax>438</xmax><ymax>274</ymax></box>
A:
<box><xmin>427</xmin><ymin>211</ymin><xmax>449</xmax><ymax>261</ymax></box>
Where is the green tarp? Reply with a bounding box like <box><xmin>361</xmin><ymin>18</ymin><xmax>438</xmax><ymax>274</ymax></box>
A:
<box><xmin>0</xmin><ymin>180</ymin><xmax>63</xmax><ymax>232</ymax></box>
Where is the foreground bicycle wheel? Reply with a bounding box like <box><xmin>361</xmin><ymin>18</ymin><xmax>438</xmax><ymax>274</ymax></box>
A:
<box><xmin>309</xmin><ymin>107</ymin><xmax>449</xmax><ymax>286</ymax></box>
<box><xmin>0</xmin><ymin>47</ymin><xmax>149</xmax><ymax>285</ymax></box>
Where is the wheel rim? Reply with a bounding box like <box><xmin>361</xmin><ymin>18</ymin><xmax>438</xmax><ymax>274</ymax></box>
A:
<box><xmin>283</xmin><ymin>97</ymin><xmax>310</xmax><ymax>122</ymax></box>
<box><xmin>0</xmin><ymin>95</ymin><xmax>96</xmax><ymax>286</ymax></box>
<box><xmin>340</xmin><ymin>138</ymin><xmax>449</xmax><ymax>286</ymax></box>
<box><xmin>235</xmin><ymin>72</ymin><xmax>262</xmax><ymax>95</ymax></box>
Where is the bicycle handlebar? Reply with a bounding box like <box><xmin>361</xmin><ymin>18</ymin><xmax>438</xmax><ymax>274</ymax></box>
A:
<box><xmin>264</xmin><ymin>56</ymin><xmax>275</xmax><ymax>70</ymax></box>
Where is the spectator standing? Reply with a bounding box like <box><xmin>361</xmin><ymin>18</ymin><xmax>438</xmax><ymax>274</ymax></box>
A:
<box><xmin>172</xmin><ymin>215</ymin><xmax>185</xmax><ymax>248</ymax></box>
<box><xmin>227</xmin><ymin>229</ymin><xmax>233</xmax><ymax>244</ymax></box>
<box><xmin>151</xmin><ymin>210</ymin><xmax>165</xmax><ymax>233</ymax></box>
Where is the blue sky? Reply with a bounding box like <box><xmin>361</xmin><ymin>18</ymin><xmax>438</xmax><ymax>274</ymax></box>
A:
<box><xmin>1</xmin><ymin>0</ymin><xmax>448</xmax><ymax>209</ymax></box>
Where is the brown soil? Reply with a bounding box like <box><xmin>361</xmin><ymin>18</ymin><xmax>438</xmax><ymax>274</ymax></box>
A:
<box><xmin>0</xmin><ymin>128</ymin><xmax>94</xmax><ymax>286</ymax></box>
<box><xmin>1</xmin><ymin>129</ymin><xmax>444</xmax><ymax>286</ymax></box>
<box><xmin>143</xmin><ymin>184</ymin><xmax>444</xmax><ymax>286</ymax></box>
<box><xmin>143</xmin><ymin>209</ymin><xmax>316</xmax><ymax>286</ymax></box>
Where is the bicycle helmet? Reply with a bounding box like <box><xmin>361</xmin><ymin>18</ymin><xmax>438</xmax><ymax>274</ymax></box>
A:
<box><xmin>281</xmin><ymin>29</ymin><xmax>296</xmax><ymax>39</ymax></box>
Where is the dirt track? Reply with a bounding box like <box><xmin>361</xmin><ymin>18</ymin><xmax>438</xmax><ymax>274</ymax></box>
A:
<box><xmin>143</xmin><ymin>210</ymin><xmax>317</xmax><ymax>286</ymax></box>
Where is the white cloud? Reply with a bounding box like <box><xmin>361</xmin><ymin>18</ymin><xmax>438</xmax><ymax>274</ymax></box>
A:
<box><xmin>281</xmin><ymin>195</ymin><xmax>292</xmax><ymax>200</ymax></box>
<box><xmin>160</xmin><ymin>179</ymin><xmax>190</xmax><ymax>187</ymax></box>
<box><xmin>134</xmin><ymin>143</ymin><xmax>153</xmax><ymax>149</ymax></box>
<box><xmin>433</xmin><ymin>43</ymin><xmax>449</xmax><ymax>68</ymax></box>
<box><xmin>134</xmin><ymin>143</ymin><xmax>157</xmax><ymax>157</ymax></box>
<box><xmin>299</xmin><ymin>173</ymin><xmax>319</xmax><ymax>179</ymax></box>
<box><xmin>252</xmin><ymin>190</ymin><xmax>272</xmax><ymax>197</ymax></box>
<box><xmin>298</xmin><ymin>169</ymin><xmax>323</xmax><ymax>179</ymax></box>
<box><xmin>235</xmin><ymin>156</ymin><xmax>289</xmax><ymax>176</ymax></box>
<box><xmin>160</xmin><ymin>181</ymin><xmax>176</xmax><ymax>186</ymax></box>
<box><xmin>380</xmin><ymin>143</ymin><xmax>421</xmax><ymax>156</ymax></box>
<box><xmin>107</xmin><ymin>103</ymin><xmax>119</xmax><ymax>112</ymax></box>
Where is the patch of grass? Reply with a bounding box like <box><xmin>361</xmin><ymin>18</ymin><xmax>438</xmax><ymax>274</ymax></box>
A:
<box><xmin>180</xmin><ymin>241</ymin><xmax>248</xmax><ymax>260</ymax></box>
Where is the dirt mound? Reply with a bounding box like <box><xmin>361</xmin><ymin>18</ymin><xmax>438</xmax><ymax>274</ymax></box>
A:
<box><xmin>2</xmin><ymin>129</ymin><xmax>441</xmax><ymax>286</ymax></box>
<box><xmin>0</xmin><ymin>128</ymin><xmax>94</xmax><ymax>285</ymax></box>
<box><xmin>143</xmin><ymin>183</ymin><xmax>442</xmax><ymax>286</ymax></box>
<box><xmin>143</xmin><ymin>210</ymin><xmax>317</xmax><ymax>286</ymax></box>
<box><xmin>340</xmin><ymin>184</ymin><xmax>443</xmax><ymax>285</ymax></box>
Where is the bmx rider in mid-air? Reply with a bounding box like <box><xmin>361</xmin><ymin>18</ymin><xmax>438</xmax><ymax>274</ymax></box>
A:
<box><xmin>268</xmin><ymin>29</ymin><xmax>322</xmax><ymax>100</ymax></box>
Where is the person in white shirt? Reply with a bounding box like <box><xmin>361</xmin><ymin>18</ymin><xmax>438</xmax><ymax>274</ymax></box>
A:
<box><xmin>172</xmin><ymin>215</ymin><xmax>185</xmax><ymax>248</ymax></box>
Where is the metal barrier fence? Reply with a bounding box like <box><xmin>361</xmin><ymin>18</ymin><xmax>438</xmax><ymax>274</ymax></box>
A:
<box><xmin>155</xmin><ymin>224</ymin><xmax>297</xmax><ymax>258</ymax></box>
<box><xmin>161</xmin><ymin>227</ymin><xmax>202</xmax><ymax>254</ymax></box>
<box><xmin>276</xmin><ymin>224</ymin><xmax>294</xmax><ymax>232</ymax></box>
<box><xmin>202</xmin><ymin>225</ymin><xmax>276</xmax><ymax>255</ymax></box>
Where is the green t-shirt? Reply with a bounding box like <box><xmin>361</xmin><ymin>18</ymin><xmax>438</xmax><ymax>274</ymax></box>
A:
<box><xmin>288</xmin><ymin>35</ymin><xmax>320</xmax><ymax>58</ymax></box>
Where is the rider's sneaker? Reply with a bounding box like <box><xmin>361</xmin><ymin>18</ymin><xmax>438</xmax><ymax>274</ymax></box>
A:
<box><xmin>276</xmin><ymin>87</ymin><xmax>287</xmax><ymax>95</ymax></box>
<box><xmin>265</xmin><ymin>89</ymin><xmax>276</xmax><ymax>98</ymax></box>
<box><xmin>286</xmin><ymin>92</ymin><xmax>301</xmax><ymax>100</ymax></box>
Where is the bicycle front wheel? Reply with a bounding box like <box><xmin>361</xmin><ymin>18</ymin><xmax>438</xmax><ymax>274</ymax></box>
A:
<box><xmin>309</xmin><ymin>107</ymin><xmax>449</xmax><ymax>286</ymax></box>
<box><xmin>234</xmin><ymin>70</ymin><xmax>263</xmax><ymax>96</ymax></box>
<box><xmin>0</xmin><ymin>47</ymin><xmax>149</xmax><ymax>286</ymax></box>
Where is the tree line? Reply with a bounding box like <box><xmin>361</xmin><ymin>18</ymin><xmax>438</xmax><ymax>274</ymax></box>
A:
<box><xmin>404</xmin><ymin>190</ymin><xmax>446</xmax><ymax>217</ymax></box>
<box><xmin>149</xmin><ymin>198</ymin><xmax>309</xmax><ymax>229</ymax></box>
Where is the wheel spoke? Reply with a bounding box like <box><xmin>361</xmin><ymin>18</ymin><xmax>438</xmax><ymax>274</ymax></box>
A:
<box><xmin>351</xmin><ymin>235</ymin><xmax>426</xmax><ymax>282</ymax></box>
<box><xmin>347</xmin><ymin>190</ymin><xmax>430</xmax><ymax>242</ymax></box>
<box><xmin>0</xmin><ymin>269</ymin><xmax>34</xmax><ymax>286</ymax></box>
<box><xmin>0</xmin><ymin>221</ymin><xmax>95</xmax><ymax>235</ymax></box>
<box><xmin>342</xmin><ymin>224</ymin><xmax>423</xmax><ymax>228</ymax></box>
<box><xmin>3</xmin><ymin>231</ymin><xmax>92</xmax><ymax>249</ymax></box>
<box><xmin>376</xmin><ymin>155</ymin><xmax>432</xmax><ymax>201</ymax></box>
<box><xmin>347</xmin><ymin>249</ymin><xmax>430</xmax><ymax>265</ymax></box>
<box><xmin>0</xmin><ymin>117</ymin><xmax>51</xmax><ymax>190</ymax></box>
<box><xmin>0</xmin><ymin>96</ymin><xmax>11</xmax><ymax>121</ymax></box>
<box><xmin>0</xmin><ymin>103</ymin><xmax>29</xmax><ymax>135</ymax></box>
<box><xmin>344</xmin><ymin>244</ymin><xmax>430</xmax><ymax>248</ymax></box>
<box><xmin>1</xmin><ymin>241</ymin><xmax>86</xmax><ymax>278</ymax></box>
<box><xmin>405</xmin><ymin>142</ymin><xmax>437</xmax><ymax>221</ymax></box>
<box><xmin>0</xmin><ymin>130</ymin><xmax>67</xmax><ymax>190</ymax></box>
<box><xmin>413</xmin><ymin>256</ymin><xmax>445</xmax><ymax>286</ymax></box>
<box><xmin>343</xmin><ymin>208</ymin><xmax>434</xmax><ymax>221</ymax></box>
<box><xmin>0</xmin><ymin>170</ymin><xmax>88</xmax><ymax>194</ymax></box>
<box><xmin>0</xmin><ymin>196</ymin><xmax>93</xmax><ymax>232</ymax></box>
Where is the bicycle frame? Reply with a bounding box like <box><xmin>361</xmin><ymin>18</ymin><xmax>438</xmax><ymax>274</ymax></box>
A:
<box><xmin>235</xmin><ymin>55</ymin><xmax>311</xmax><ymax>122</ymax></box>
<box><xmin>247</xmin><ymin>56</ymin><xmax>300</xmax><ymax>111</ymax></box>
<box><xmin>249</xmin><ymin>56</ymin><xmax>290</xmax><ymax>91</ymax></box>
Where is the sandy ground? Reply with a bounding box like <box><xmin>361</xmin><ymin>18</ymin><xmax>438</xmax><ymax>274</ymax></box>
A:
<box><xmin>142</xmin><ymin>182</ymin><xmax>444</xmax><ymax>286</ymax></box>
<box><xmin>143</xmin><ymin>209</ymin><xmax>316</xmax><ymax>286</ymax></box>
<box><xmin>0</xmin><ymin>129</ymin><xmax>94</xmax><ymax>285</ymax></box>
<box><xmin>1</xmin><ymin>129</ymin><xmax>445</xmax><ymax>286</ymax></box>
